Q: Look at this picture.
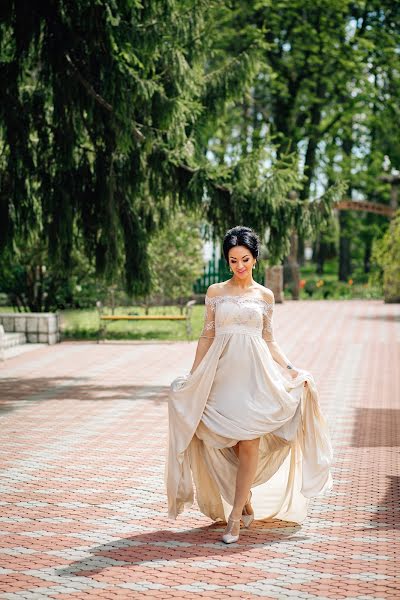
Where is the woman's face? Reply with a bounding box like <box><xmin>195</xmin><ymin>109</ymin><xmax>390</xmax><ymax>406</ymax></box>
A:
<box><xmin>228</xmin><ymin>245</ymin><xmax>256</xmax><ymax>278</ymax></box>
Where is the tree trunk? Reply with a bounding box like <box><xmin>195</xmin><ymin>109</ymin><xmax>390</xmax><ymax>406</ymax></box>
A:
<box><xmin>297</xmin><ymin>100</ymin><xmax>322</xmax><ymax>266</ymax></box>
<box><xmin>338</xmin><ymin>133</ymin><xmax>353</xmax><ymax>281</ymax></box>
<box><xmin>314</xmin><ymin>235</ymin><xmax>327</xmax><ymax>275</ymax></box>
<box><xmin>287</xmin><ymin>231</ymin><xmax>300</xmax><ymax>300</ymax></box>
<box><xmin>339</xmin><ymin>211</ymin><xmax>352</xmax><ymax>281</ymax></box>
<box><xmin>364</xmin><ymin>239</ymin><xmax>372</xmax><ymax>274</ymax></box>
<box><xmin>297</xmin><ymin>237</ymin><xmax>305</xmax><ymax>265</ymax></box>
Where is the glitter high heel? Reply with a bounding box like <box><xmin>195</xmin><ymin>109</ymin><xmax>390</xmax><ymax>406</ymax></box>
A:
<box><xmin>222</xmin><ymin>517</ymin><xmax>241</xmax><ymax>544</ymax></box>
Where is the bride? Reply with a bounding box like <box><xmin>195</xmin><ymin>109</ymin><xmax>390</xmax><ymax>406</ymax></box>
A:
<box><xmin>165</xmin><ymin>225</ymin><xmax>333</xmax><ymax>544</ymax></box>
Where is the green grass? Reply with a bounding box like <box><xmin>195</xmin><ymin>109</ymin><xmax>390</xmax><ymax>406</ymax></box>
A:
<box><xmin>60</xmin><ymin>304</ymin><xmax>205</xmax><ymax>341</ymax></box>
<box><xmin>1</xmin><ymin>261</ymin><xmax>384</xmax><ymax>342</ymax></box>
<box><xmin>0</xmin><ymin>304</ymin><xmax>205</xmax><ymax>341</ymax></box>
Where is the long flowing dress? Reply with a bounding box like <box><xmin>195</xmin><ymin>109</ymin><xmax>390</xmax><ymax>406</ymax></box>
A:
<box><xmin>165</xmin><ymin>292</ymin><xmax>334</xmax><ymax>525</ymax></box>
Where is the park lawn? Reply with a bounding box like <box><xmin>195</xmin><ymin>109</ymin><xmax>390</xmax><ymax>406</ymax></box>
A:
<box><xmin>60</xmin><ymin>304</ymin><xmax>205</xmax><ymax>341</ymax></box>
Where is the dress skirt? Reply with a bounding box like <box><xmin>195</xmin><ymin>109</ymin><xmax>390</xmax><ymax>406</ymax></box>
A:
<box><xmin>165</xmin><ymin>330</ymin><xmax>334</xmax><ymax>525</ymax></box>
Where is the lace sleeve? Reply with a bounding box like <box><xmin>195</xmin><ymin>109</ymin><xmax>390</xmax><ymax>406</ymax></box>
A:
<box><xmin>199</xmin><ymin>295</ymin><xmax>215</xmax><ymax>339</ymax></box>
<box><xmin>262</xmin><ymin>299</ymin><xmax>275</xmax><ymax>342</ymax></box>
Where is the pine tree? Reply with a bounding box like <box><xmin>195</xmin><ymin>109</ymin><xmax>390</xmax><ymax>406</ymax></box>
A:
<box><xmin>0</xmin><ymin>1</ymin><xmax>337</xmax><ymax>297</ymax></box>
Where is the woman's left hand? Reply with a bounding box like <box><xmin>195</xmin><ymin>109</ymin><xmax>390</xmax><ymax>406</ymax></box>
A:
<box><xmin>289</xmin><ymin>368</ymin><xmax>308</xmax><ymax>385</ymax></box>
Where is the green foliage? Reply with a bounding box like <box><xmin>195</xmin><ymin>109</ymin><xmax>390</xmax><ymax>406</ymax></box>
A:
<box><xmin>0</xmin><ymin>236</ymin><xmax>108</xmax><ymax>311</ymax></box>
<box><xmin>209</xmin><ymin>1</ymin><xmax>400</xmax><ymax>278</ymax></box>
<box><xmin>294</xmin><ymin>257</ymin><xmax>383</xmax><ymax>299</ymax></box>
<box><xmin>370</xmin><ymin>211</ymin><xmax>400</xmax><ymax>303</ymax></box>
<box><xmin>147</xmin><ymin>212</ymin><xmax>204</xmax><ymax>304</ymax></box>
<box><xmin>296</xmin><ymin>279</ymin><xmax>382</xmax><ymax>301</ymax></box>
<box><xmin>0</xmin><ymin>0</ymin><xmax>341</xmax><ymax>305</ymax></box>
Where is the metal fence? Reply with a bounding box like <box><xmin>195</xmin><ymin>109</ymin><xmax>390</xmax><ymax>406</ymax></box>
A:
<box><xmin>193</xmin><ymin>258</ymin><xmax>265</xmax><ymax>293</ymax></box>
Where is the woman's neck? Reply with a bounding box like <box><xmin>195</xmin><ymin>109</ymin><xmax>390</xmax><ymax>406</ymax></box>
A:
<box><xmin>228</xmin><ymin>276</ymin><xmax>256</xmax><ymax>290</ymax></box>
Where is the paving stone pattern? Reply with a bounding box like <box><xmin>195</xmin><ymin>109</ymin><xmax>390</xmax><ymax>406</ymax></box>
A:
<box><xmin>0</xmin><ymin>300</ymin><xmax>399</xmax><ymax>600</ymax></box>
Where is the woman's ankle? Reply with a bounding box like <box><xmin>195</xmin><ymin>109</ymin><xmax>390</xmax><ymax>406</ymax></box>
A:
<box><xmin>230</xmin><ymin>509</ymin><xmax>243</xmax><ymax>521</ymax></box>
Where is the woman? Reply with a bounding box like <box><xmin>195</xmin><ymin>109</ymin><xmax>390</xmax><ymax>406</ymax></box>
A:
<box><xmin>166</xmin><ymin>226</ymin><xmax>333</xmax><ymax>543</ymax></box>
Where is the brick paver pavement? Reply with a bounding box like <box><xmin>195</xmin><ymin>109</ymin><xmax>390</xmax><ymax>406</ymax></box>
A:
<box><xmin>0</xmin><ymin>300</ymin><xmax>399</xmax><ymax>600</ymax></box>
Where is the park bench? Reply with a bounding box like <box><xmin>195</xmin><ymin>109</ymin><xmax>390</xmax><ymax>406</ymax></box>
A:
<box><xmin>96</xmin><ymin>299</ymin><xmax>196</xmax><ymax>342</ymax></box>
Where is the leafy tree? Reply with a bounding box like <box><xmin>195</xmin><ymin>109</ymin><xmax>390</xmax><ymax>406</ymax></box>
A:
<box><xmin>370</xmin><ymin>211</ymin><xmax>400</xmax><ymax>303</ymax></box>
<box><xmin>316</xmin><ymin>1</ymin><xmax>400</xmax><ymax>279</ymax></box>
<box><xmin>0</xmin><ymin>0</ymin><xmax>338</xmax><ymax>305</ymax></box>
<box><xmin>208</xmin><ymin>1</ymin><xmax>400</xmax><ymax>280</ymax></box>
<box><xmin>208</xmin><ymin>1</ymin><xmax>363</xmax><ymax>191</ymax></box>
<box><xmin>0</xmin><ymin>237</ymin><xmax>107</xmax><ymax>311</ymax></box>
<box><xmin>147</xmin><ymin>212</ymin><xmax>204</xmax><ymax>308</ymax></box>
<box><xmin>313</xmin><ymin>215</ymin><xmax>338</xmax><ymax>275</ymax></box>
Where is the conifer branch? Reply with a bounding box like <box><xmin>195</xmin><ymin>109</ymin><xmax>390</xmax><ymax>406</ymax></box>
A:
<box><xmin>65</xmin><ymin>53</ymin><xmax>113</xmax><ymax>112</ymax></box>
<box><xmin>65</xmin><ymin>54</ymin><xmax>145</xmax><ymax>142</ymax></box>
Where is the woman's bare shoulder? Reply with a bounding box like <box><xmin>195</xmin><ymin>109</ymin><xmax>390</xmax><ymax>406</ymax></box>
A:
<box><xmin>254</xmin><ymin>283</ymin><xmax>275</xmax><ymax>304</ymax></box>
<box><xmin>205</xmin><ymin>282</ymin><xmax>231</xmax><ymax>298</ymax></box>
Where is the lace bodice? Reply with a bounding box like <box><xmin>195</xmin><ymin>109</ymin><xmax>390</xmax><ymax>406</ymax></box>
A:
<box><xmin>200</xmin><ymin>294</ymin><xmax>275</xmax><ymax>342</ymax></box>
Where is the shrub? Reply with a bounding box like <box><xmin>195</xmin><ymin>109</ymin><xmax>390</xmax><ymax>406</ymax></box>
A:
<box><xmin>370</xmin><ymin>211</ymin><xmax>400</xmax><ymax>303</ymax></box>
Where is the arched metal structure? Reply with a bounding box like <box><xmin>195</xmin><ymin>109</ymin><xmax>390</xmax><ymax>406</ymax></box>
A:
<box><xmin>334</xmin><ymin>200</ymin><xmax>395</xmax><ymax>218</ymax></box>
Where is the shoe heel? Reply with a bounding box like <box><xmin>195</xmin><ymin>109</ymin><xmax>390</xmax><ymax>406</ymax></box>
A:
<box><xmin>241</xmin><ymin>513</ymin><xmax>254</xmax><ymax>528</ymax></box>
<box><xmin>242</xmin><ymin>491</ymin><xmax>254</xmax><ymax>529</ymax></box>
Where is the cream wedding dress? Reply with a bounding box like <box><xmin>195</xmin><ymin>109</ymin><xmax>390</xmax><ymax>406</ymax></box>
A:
<box><xmin>165</xmin><ymin>292</ymin><xmax>333</xmax><ymax>525</ymax></box>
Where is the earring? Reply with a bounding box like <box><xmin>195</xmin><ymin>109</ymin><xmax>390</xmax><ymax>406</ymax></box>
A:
<box><xmin>253</xmin><ymin>263</ymin><xmax>256</xmax><ymax>269</ymax></box>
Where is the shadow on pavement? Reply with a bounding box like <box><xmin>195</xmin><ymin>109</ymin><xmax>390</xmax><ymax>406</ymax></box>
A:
<box><xmin>0</xmin><ymin>378</ymin><xmax>169</xmax><ymax>414</ymax></box>
<box><xmin>357</xmin><ymin>314</ymin><xmax>400</xmax><ymax>322</ymax></box>
<box><xmin>351</xmin><ymin>407</ymin><xmax>400</xmax><ymax>447</ymax></box>
<box><xmin>352</xmin><ymin>408</ymin><xmax>400</xmax><ymax>531</ymax></box>
<box><xmin>367</xmin><ymin>476</ymin><xmax>400</xmax><ymax>532</ymax></box>
<box><xmin>56</xmin><ymin>520</ymin><xmax>304</xmax><ymax>577</ymax></box>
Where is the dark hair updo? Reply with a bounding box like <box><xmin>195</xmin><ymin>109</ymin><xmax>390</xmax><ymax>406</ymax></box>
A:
<box><xmin>222</xmin><ymin>226</ymin><xmax>260</xmax><ymax>264</ymax></box>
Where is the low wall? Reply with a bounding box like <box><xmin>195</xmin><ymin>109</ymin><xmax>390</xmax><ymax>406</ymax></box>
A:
<box><xmin>0</xmin><ymin>313</ymin><xmax>60</xmax><ymax>344</ymax></box>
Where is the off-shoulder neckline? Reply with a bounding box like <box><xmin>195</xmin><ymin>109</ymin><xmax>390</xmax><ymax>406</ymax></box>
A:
<box><xmin>205</xmin><ymin>294</ymin><xmax>273</xmax><ymax>307</ymax></box>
